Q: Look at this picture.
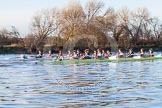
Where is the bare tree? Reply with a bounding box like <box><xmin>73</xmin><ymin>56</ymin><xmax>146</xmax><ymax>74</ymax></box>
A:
<box><xmin>108</xmin><ymin>7</ymin><xmax>130</xmax><ymax>47</ymax></box>
<box><xmin>131</xmin><ymin>8</ymin><xmax>150</xmax><ymax>45</ymax></box>
<box><xmin>150</xmin><ymin>17</ymin><xmax>162</xmax><ymax>44</ymax></box>
<box><xmin>85</xmin><ymin>0</ymin><xmax>104</xmax><ymax>27</ymax></box>
<box><xmin>59</xmin><ymin>0</ymin><xmax>85</xmax><ymax>41</ymax></box>
<box><xmin>27</xmin><ymin>0</ymin><xmax>162</xmax><ymax>49</ymax></box>
<box><xmin>0</xmin><ymin>28</ymin><xmax>10</xmax><ymax>46</ymax></box>
<box><xmin>9</xmin><ymin>26</ymin><xmax>22</xmax><ymax>45</ymax></box>
<box><xmin>31</xmin><ymin>8</ymin><xmax>59</xmax><ymax>50</ymax></box>
<box><xmin>118</xmin><ymin>7</ymin><xmax>150</xmax><ymax>46</ymax></box>
<box><xmin>0</xmin><ymin>27</ymin><xmax>21</xmax><ymax>46</ymax></box>
<box><xmin>23</xmin><ymin>33</ymin><xmax>36</xmax><ymax>52</ymax></box>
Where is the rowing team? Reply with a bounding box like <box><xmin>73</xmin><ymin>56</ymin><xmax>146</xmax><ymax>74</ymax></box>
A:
<box><xmin>20</xmin><ymin>50</ymin><xmax>50</xmax><ymax>59</ymax></box>
<box><xmin>20</xmin><ymin>48</ymin><xmax>155</xmax><ymax>60</ymax></box>
<box><xmin>116</xmin><ymin>48</ymin><xmax>154</xmax><ymax>58</ymax></box>
<box><xmin>57</xmin><ymin>48</ymin><xmax>155</xmax><ymax>60</ymax></box>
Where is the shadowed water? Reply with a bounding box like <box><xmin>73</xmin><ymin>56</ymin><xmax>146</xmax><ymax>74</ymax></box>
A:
<box><xmin>0</xmin><ymin>54</ymin><xmax>162</xmax><ymax>108</ymax></box>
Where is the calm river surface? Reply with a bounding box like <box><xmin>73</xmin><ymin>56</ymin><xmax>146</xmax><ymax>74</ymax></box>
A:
<box><xmin>0</xmin><ymin>54</ymin><xmax>162</xmax><ymax>108</ymax></box>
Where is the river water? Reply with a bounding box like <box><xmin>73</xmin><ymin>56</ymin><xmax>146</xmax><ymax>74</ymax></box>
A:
<box><xmin>0</xmin><ymin>54</ymin><xmax>162</xmax><ymax>108</ymax></box>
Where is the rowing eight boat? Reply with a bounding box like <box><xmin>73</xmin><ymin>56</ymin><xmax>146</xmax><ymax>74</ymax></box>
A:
<box><xmin>37</xmin><ymin>55</ymin><xmax>162</xmax><ymax>64</ymax></box>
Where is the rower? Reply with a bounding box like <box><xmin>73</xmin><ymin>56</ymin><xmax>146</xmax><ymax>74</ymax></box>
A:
<box><xmin>84</xmin><ymin>49</ymin><xmax>91</xmax><ymax>59</ymax></box>
<box><xmin>48</xmin><ymin>50</ymin><xmax>52</xmax><ymax>57</ymax></box>
<box><xmin>76</xmin><ymin>49</ymin><xmax>80</xmax><ymax>58</ymax></box>
<box><xmin>72</xmin><ymin>50</ymin><xmax>78</xmax><ymax>59</ymax></box>
<box><xmin>36</xmin><ymin>50</ymin><xmax>43</xmax><ymax>58</ymax></box>
<box><xmin>67</xmin><ymin>50</ymin><xmax>73</xmax><ymax>59</ymax></box>
<box><xmin>127</xmin><ymin>48</ymin><xmax>134</xmax><ymax>58</ymax></box>
<box><xmin>101</xmin><ymin>49</ymin><xmax>105</xmax><ymax>58</ymax></box>
<box><xmin>92</xmin><ymin>50</ymin><xmax>97</xmax><ymax>59</ymax></box>
<box><xmin>97</xmin><ymin>48</ymin><xmax>102</xmax><ymax>58</ymax></box>
<box><xmin>20</xmin><ymin>53</ymin><xmax>28</xmax><ymax>59</ymax></box>
<box><xmin>117</xmin><ymin>48</ymin><xmax>124</xmax><ymax>58</ymax></box>
<box><xmin>139</xmin><ymin>48</ymin><xmax>144</xmax><ymax>57</ymax></box>
<box><xmin>104</xmin><ymin>50</ymin><xmax>111</xmax><ymax>58</ymax></box>
<box><xmin>148</xmin><ymin>48</ymin><xmax>154</xmax><ymax>57</ymax></box>
<box><xmin>57</xmin><ymin>50</ymin><xmax>63</xmax><ymax>61</ymax></box>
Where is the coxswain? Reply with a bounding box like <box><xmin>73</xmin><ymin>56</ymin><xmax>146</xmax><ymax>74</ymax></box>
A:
<box><xmin>148</xmin><ymin>48</ymin><xmax>154</xmax><ymax>57</ymax></box>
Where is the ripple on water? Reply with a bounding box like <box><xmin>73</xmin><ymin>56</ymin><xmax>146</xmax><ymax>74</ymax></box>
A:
<box><xmin>1</xmin><ymin>55</ymin><xmax>162</xmax><ymax>108</ymax></box>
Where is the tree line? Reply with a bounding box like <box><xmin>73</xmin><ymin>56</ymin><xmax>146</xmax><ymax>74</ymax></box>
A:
<box><xmin>0</xmin><ymin>0</ymin><xmax>162</xmax><ymax>53</ymax></box>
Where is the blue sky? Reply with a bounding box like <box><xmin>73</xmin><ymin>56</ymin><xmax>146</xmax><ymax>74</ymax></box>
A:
<box><xmin>0</xmin><ymin>0</ymin><xmax>162</xmax><ymax>35</ymax></box>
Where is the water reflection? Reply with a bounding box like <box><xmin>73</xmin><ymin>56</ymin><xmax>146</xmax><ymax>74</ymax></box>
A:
<box><xmin>0</xmin><ymin>55</ymin><xmax>162</xmax><ymax>107</ymax></box>
<box><xmin>46</xmin><ymin>62</ymin><xmax>117</xmax><ymax>92</ymax></box>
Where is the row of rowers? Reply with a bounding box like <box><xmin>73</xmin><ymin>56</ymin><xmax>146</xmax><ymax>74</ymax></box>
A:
<box><xmin>57</xmin><ymin>48</ymin><xmax>154</xmax><ymax>60</ymax></box>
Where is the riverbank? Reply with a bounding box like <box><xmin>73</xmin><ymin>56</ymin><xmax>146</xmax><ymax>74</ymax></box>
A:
<box><xmin>0</xmin><ymin>46</ymin><xmax>27</xmax><ymax>54</ymax></box>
